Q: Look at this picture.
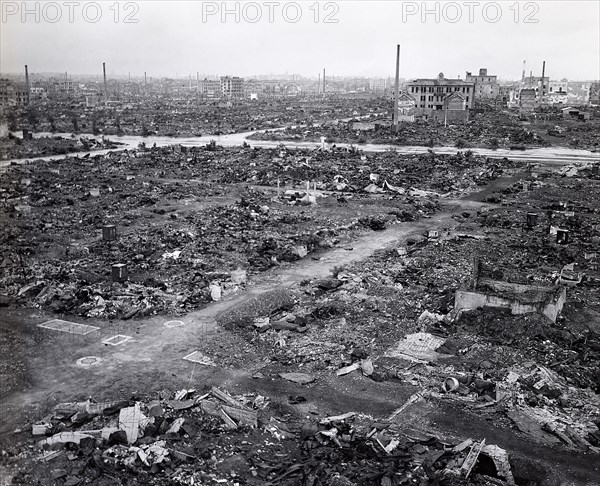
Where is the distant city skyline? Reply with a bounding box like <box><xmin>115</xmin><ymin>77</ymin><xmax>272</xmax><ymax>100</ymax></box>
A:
<box><xmin>2</xmin><ymin>1</ymin><xmax>599</xmax><ymax>80</ymax></box>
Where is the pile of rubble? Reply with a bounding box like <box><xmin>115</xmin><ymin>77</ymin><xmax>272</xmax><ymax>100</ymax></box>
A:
<box><xmin>250</xmin><ymin>111</ymin><xmax>551</xmax><ymax>150</ymax></box>
<box><xmin>10</xmin><ymin>97</ymin><xmax>389</xmax><ymax>138</ymax></box>
<box><xmin>0</xmin><ymin>143</ymin><xmax>520</xmax><ymax>318</ymax></box>
<box><xmin>0</xmin><ymin>134</ymin><xmax>121</xmax><ymax>160</ymax></box>
<box><xmin>10</xmin><ymin>386</ymin><xmax>523</xmax><ymax>485</ymax></box>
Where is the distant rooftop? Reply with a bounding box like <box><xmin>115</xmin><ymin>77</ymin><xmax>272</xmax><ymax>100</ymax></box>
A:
<box><xmin>408</xmin><ymin>73</ymin><xmax>474</xmax><ymax>85</ymax></box>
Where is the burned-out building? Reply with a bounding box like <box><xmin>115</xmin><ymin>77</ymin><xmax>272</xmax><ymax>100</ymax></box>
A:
<box><xmin>0</xmin><ymin>79</ymin><xmax>29</xmax><ymax>107</ymax></box>
<box><xmin>522</xmin><ymin>75</ymin><xmax>550</xmax><ymax>100</ymax></box>
<box><xmin>369</xmin><ymin>78</ymin><xmax>388</xmax><ymax>92</ymax></box>
<box><xmin>547</xmin><ymin>80</ymin><xmax>569</xmax><ymax>105</ymax></box>
<box><xmin>199</xmin><ymin>78</ymin><xmax>221</xmax><ymax>99</ymax></box>
<box><xmin>220</xmin><ymin>76</ymin><xmax>244</xmax><ymax>99</ymax></box>
<box><xmin>518</xmin><ymin>88</ymin><xmax>537</xmax><ymax>112</ymax></box>
<box><xmin>465</xmin><ymin>68</ymin><xmax>499</xmax><ymax>100</ymax></box>
<box><xmin>405</xmin><ymin>73</ymin><xmax>474</xmax><ymax>123</ymax></box>
<box><xmin>590</xmin><ymin>82</ymin><xmax>600</xmax><ymax>106</ymax></box>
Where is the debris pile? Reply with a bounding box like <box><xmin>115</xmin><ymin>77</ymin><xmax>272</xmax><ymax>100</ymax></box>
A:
<box><xmin>14</xmin><ymin>387</ymin><xmax>526</xmax><ymax>486</ymax></box>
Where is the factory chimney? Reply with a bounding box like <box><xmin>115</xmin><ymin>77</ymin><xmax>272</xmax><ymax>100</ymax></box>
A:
<box><xmin>103</xmin><ymin>62</ymin><xmax>108</xmax><ymax>105</ymax></box>
<box><xmin>540</xmin><ymin>61</ymin><xmax>546</xmax><ymax>100</ymax></box>
<box><xmin>394</xmin><ymin>44</ymin><xmax>400</xmax><ymax>130</ymax></box>
<box><xmin>24</xmin><ymin>65</ymin><xmax>30</xmax><ymax>105</ymax></box>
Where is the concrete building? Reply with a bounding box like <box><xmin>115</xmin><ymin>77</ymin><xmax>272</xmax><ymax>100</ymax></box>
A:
<box><xmin>85</xmin><ymin>95</ymin><xmax>101</xmax><ymax>108</ymax></box>
<box><xmin>455</xmin><ymin>279</ymin><xmax>566</xmax><ymax>323</ymax></box>
<box><xmin>465</xmin><ymin>68</ymin><xmax>499</xmax><ymax>100</ymax></box>
<box><xmin>369</xmin><ymin>78</ymin><xmax>387</xmax><ymax>92</ymax></box>
<box><xmin>0</xmin><ymin>79</ymin><xmax>28</xmax><ymax>106</ymax></box>
<box><xmin>220</xmin><ymin>76</ymin><xmax>244</xmax><ymax>99</ymax></box>
<box><xmin>199</xmin><ymin>78</ymin><xmax>221</xmax><ymax>99</ymax></box>
<box><xmin>498</xmin><ymin>85</ymin><xmax>513</xmax><ymax>107</ymax></box>
<box><xmin>0</xmin><ymin>120</ymin><xmax>8</xmax><ymax>138</ymax></box>
<box><xmin>522</xmin><ymin>75</ymin><xmax>549</xmax><ymax>100</ymax></box>
<box><xmin>55</xmin><ymin>80</ymin><xmax>79</xmax><ymax>96</ymax></box>
<box><xmin>454</xmin><ymin>259</ymin><xmax>567</xmax><ymax>323</ymax></box>
<box><xmin>589</xmin><ymin>82</ymin><xmax>600</xmax><ymax>106</ymax></box>
<box><xmin>519</xmin><ymin>88</ymin><xmax>538</xmax><ymax>112</ymax></box>
<box><xmin>29</xmin><ymin>86</ymin><xmax>46</xmax><ymax>101</ymax></box>
<box><xmin>545</xmin><ymin>80</ymin><xmax>569</xmax><ymax>105</ymax></box>
<box><xmin>406</xmin><ymin>73</ymin><xmax>474</xmax><ymax>123</ymax></box>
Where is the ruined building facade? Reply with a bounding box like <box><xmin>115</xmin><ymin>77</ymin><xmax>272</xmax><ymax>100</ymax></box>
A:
<box><xmin>220</xmin><ymin>76</ymin><xmax>244</xmax><ymax>99</ymax></box>
<box><xmin>590</xmin><ymin>82</ymin><xmax>600</xmax><ymax>106</ymax></box>
<box><xmin>405</xmin><ymin>73</ymin><xmax>474</xmax><ymax>123</ymax></box>
<box><xmin>465</xmin><ymin>68</ymin><xmax>499</xmax><ymax>100</ymax></box>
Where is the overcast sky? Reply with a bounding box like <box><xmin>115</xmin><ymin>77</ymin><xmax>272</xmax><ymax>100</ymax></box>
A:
<box><xmin>1</xmin><ymin>1</ymin><xmax>599</xmax><ymax>80</ymax></box>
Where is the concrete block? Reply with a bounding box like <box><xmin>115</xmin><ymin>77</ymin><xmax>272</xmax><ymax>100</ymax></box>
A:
<box><xmin>111</xmin><ymin>263</ymin><xmax>128</xmax><ymax>282</ymax></box>
<box><xmin>102</xmin><ymin>225</ymin><xmax>116</xmax><ymax>241</ymax></box>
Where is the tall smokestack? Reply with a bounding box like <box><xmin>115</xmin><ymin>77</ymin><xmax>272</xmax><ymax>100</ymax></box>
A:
<box><xmin>103</xmin><ymin>62</ymin><xmax>108</xmax><ymax>104</ymax></box>
<box><xmin>323</xmin><ymin>68</ymin><xmax>325</xmax><ymax>96</ymax></box>
<box><xmin>318</xmin><ymin>73</ymin><xmax>320</xmax><ymax>96</ymax></box>
<box><xmin>144</xmin><ymin>71</ymin><xmax>147</xmax><ymax>88</ymax></box>
<box><xmin>24</xmin><ymin>65</ymin><xmax>30</xmax><ymax>105</ymax></box>
<box><xmin>540</xmin><ymin>61</ymin><xmax>546</xmax><ymax>100</ymax></box>
<box><xmin>394</xmin><ymin>44</ymin><xmax>400</xmax><ymax>130</ymax></box>
<box><xmin>521</xmin><ymin>60</ymin><xmax>526</xmax><ymax>83</ymax></box>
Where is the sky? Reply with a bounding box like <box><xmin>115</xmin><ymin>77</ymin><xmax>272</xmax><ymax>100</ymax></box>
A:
<box><xmin>1</xmin><ymin>0</ymin><xmax>599</xmax><ymax>81</ymax></box>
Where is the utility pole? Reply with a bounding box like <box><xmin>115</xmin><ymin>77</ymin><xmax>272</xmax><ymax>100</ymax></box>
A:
<box><xmin>323</xmin><ymin>68</ymin><xmax>326</xmax><ymax>98</ymax></box>
<box><xmin>393</xmin><ymin>44</ymin><xmax>400</xmax><ymax>131</ymax></box>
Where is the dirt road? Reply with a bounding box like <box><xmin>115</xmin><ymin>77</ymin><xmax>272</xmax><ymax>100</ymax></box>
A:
<box><xmin>1</xmin><ymin>173</ymin><xmax>598</xmax><ymax>484</ymax></box>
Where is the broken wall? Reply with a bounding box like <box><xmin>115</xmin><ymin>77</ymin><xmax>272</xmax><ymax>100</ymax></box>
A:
<box><xmin>455</xmin><ymin>281</ymin><xmax>566</xmax><ymax>322</ymax></box>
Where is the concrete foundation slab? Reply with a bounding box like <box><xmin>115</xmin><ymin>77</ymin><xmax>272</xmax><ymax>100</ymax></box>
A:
<box><xmin>38</xmin><ymin>319</ymin><xmax>100</xmax><ymax>335</ymax></box>
<box><xmin>183</xmin><ymin>351</ymin><xmax>216</xmax><ymax>366</ymax></box>
<box><xmin>102</xmin><ymin>335</ymin><xmax>133</xmax><ymax>346</ymax></box>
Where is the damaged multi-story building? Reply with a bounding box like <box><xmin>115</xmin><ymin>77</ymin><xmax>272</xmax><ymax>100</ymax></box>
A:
<box><xmin>465</xmin><ymin>68</ymin><xmax>499</xmax><ymax>101</ymax></box>
<box><xmin>199</xmin><ymin>78</ymin><xmax>221</xmax><ymax>99</ymax></box>
<box><xmin>369</xmin><ymin>78</ymin><xmax>388</xmax><ymax>93</ymax></box>
<box><xmin>220</xmin><ymin>76</ymin><xmax>244</xmax><ymax>99</ymax></box>
<box><xmin>404</xmin><ymin>73</ymin><xmax>475</xmax><ymax>123</ymax></box>
<box><xmin>0</xmin><ymin>79</ymin><xmax>29</xmax><ymax>107</ymax></box>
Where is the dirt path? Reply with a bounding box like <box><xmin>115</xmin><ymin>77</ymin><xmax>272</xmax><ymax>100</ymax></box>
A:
<box><xmin>0</xmin><ymin>197</ymin><xmax>474</xmax><ymax>415</ymax></box>
<box><xmin>2</xmin><ymin>179</ymin><xmax>597</xmax><ymax>483</ymax></box>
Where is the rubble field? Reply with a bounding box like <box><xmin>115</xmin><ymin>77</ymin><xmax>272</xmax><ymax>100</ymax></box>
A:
<box><xmin>0</xmin><ymin>135</ymin><xmax>123</xmax><ymax>161</ymax></box>
<box><xmin>249</xmin><ymin>108</ymin><xmax>600</xmax><ymax>151</ymax></box>
<box><xmin>5</xmin><ymin>98</ymin><xmax>389</xmax><ymax>139</ymax></box>
<box><xmin>1</xmin><ymin>143</ymin><xmax>600</xmax><ymax>485</ymax></box>
<box><xmin>0</xmin><ymin>143</ymin><xmax>517</xmax><ymax>319</ymax></box>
